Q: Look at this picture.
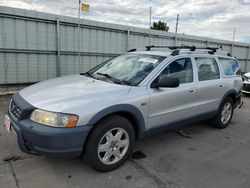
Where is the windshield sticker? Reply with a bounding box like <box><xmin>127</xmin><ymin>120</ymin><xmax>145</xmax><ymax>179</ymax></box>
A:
<box><xmin>138</xmin><ymin>58</ymin><xmax>158</xmax><ymax>64</ymax></box>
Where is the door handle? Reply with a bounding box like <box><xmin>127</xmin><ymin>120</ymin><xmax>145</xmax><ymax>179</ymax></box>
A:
<box><xmin>219</xmin><ymin>84</ymin><xmax>223</xmax><ymax>88</ymax></box>
<box><xmin>189</xmin><ymin>89</ymin><xmax>195</xmax><ymax>93</ymax></box>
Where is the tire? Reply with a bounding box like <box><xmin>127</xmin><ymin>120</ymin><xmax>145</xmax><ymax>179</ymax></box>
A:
<box><xmin>211</xmin><ymin>97</ymin><xmax>234</xmax><ymax>129</ymax></box>
<box><xmin>85</xmin><ymin>115</ymin><xmax>135</xmax><ymax>172</ymax></box>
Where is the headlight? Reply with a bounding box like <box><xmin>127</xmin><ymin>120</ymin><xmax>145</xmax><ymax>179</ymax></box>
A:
<box><xmin>30</xmin><ymin>109</ymin><xmax>78</xmax><ymax>128</ymax></box>
<box><xmin>242</xmin><ymin>76</ymin><xmax>249</xmax><ymax>82</ymax></box>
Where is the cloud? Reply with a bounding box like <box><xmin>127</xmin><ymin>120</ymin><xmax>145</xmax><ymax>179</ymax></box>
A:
<box><xmin>1</xmin><ymin>0</ymin><xmax>250</xmax><ymax>42</ymax></box>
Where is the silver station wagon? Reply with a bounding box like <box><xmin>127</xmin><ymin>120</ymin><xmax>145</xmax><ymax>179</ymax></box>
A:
<box><xmin>4</xmin><ymin>46</ymin><xmax>242</xmax><ymax>171</ymax></box>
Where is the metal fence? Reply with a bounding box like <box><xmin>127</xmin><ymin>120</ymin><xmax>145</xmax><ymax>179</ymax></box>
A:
<box><xmin>0</xmin><ymin>6</ymin><xmax>250</xmax><ymax>84</ymax></box>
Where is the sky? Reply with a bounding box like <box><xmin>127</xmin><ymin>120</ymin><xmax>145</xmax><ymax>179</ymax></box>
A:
<box><xmin>1</xmin><ymin>0</ymin><xmax>250</xmax><ymax>43</ymax></box>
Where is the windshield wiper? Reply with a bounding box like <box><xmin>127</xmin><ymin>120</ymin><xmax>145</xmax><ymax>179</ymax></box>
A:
<box><xmin>96</xmin><ymin>72</ymin><xmax>124</xmax><ymax>85</ymax></box>
<box><xmin>82</xmin><ymin>72</ymin><xmax>96</xmax><ymax>79</ymax></box>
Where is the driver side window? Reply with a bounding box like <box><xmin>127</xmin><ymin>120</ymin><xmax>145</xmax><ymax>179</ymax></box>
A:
<box><xmin>159</xmin><ymin>58</ymin><xmax>193</xmax><ymax>84</ymax></box>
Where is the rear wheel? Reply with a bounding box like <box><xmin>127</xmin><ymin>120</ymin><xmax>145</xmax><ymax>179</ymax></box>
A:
<box><xmin>85</xmin><ymin>115</ymin><xmax>135</xmax><ymax>171</ymax></box>
<box><xmin>211</xmin><ymin>97</ymin><xmax>234</xmax><ymax>129</ymax></box>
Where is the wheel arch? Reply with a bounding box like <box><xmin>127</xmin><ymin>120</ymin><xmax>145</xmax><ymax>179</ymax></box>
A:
<box><xmin>220</xmin><ymin>89</ymin><xmax>238</xmax><ymax>108</ymax></box>
<box><xmin>87</xmin><ymin>104</ymin><xmax>146</xmax><ymax>139</ymax></box>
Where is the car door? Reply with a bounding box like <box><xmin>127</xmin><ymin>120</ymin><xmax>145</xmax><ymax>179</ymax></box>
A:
<box><xmin>193</xmin><ymin>56</ymin><xmax>225</xmax><ymax>114</ymax></box>
<box><xmin>147</xmin><ymin>57</ymin><xmax>198</xmax><ymax>128</ymax></box>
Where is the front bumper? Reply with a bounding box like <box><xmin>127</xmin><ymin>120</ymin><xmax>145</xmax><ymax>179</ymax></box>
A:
<box><xmin>242</xmin><ymin>82</ymin><xmax>250</xmax><ymax>94</ymax></box>
<box><xmin>10</xmin><ymin>118</ymin><xmax>92</xmax><ymax>158</ymax></box>
<box><xmin>8</xmin><ymin>93</ymin><xmax>92</xmax><ymax>158</ymax></box>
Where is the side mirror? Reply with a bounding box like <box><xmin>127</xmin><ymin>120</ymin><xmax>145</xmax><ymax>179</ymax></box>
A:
<box><xmin>151</xmin><ymin>76</ymin><xmax>180</xmax><ymax>88</ymax></box>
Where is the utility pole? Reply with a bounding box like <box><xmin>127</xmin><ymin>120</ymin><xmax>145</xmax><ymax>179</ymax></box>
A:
<box><xmin>148</xmin><ymin>0</ymin><xmax>152</xmax><ymax>45</ymax></box>
<box><xmin>233</xmin><ymin>27</ymin><xmax>236</xmax><ymax>42</ymax></box>
<box><xmin>149</xmin><ymin>5</ymin><xmax>152</xmax><ymax>29</ymax></box>
<box><xmin>231</xmin><ymin>27</ymin><xmax>236</xmax><ymax>55</ymax></box>
<box><xmin>78</xmin><ymin>0</ymin><xmax>81</xmax><ymax>67</ymax></box>
<box><xmin>174</xmin><ymin>14</ymin><xmax>179</xmax><ymax>46</ymax></box>
<box><xmin>149</xmin><ymin>0</ymin><xmax>152</xmax><ymax>29</ymax></box>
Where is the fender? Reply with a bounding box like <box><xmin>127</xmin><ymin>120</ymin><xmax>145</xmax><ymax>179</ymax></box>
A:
<box><xmin>87</xmin><ymin>104</ymin><xmax>146</xmax><ymax>138</ymax></box>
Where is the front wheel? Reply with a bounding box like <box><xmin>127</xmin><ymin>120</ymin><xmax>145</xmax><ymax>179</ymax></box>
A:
<box><xmin>85</xmin><ymin>115</ymin><xmax>135</xmax><ymax>171</ymax></box>
<box><xmin>211</xmin><ymin>97</ymin><xmax>234</xmax><ymax>129</ymax></box>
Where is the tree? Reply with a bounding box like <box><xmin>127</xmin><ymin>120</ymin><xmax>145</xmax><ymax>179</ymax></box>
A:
<box><xmin>151</xmin><ymin>20</ymin><xmax>169</xmax><ymax>31</ymax></box>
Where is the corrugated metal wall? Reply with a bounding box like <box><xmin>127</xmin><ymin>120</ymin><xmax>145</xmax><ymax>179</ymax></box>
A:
<box><xmin>0</xmin><ymin>6</ymin><xmax>250</xmax><ymax>84</ymax></box>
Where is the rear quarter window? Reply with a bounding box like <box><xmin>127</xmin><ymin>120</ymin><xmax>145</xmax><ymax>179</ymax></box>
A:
<box><xmin>195</xmin><ymin>57</ymin><xmax>220</xmax><ymax>81</ymax></box>
<box><xmin>218</xmin><ymin>57</ymin><xmax>240</xmax><ymax>76</ymax></box>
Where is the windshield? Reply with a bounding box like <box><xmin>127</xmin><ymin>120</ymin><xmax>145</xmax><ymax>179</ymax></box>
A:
<box><xmin>88</xmin><ymin>53</ymin><xmax>165</xmax><ymax>86</ymax></box>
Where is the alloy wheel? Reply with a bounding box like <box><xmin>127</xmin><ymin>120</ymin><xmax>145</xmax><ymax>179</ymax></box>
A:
<box><xmin>98</xmin><ymin>128</ymin><xmax>129</xmax><ymax>165</ymax></box>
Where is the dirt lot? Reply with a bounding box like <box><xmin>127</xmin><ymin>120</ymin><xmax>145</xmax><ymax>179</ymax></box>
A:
<box><xmin>1</xmin><ymin>94</ymin><xmax>250</xmax><ymax>188</ymax></box>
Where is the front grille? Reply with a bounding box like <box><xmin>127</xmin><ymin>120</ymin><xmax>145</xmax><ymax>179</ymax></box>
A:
<box><xmin>9</xmin><ymin>100</ymin><xmax>22</xmax><ymax>120</ymax></box>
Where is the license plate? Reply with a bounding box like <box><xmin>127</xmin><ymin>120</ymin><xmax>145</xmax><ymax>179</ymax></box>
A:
<box><xmin>3</xmin><ymin>114</ymin><xmax>11</xmax><ymax>132</ymax></box>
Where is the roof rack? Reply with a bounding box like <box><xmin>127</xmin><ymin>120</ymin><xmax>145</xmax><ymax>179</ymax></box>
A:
<box><xmin>146</xmin><ymin>45</ymin><xmax>196</xmax><ymax>51</ymax></box>
<box><xmin>146</xmin><ymin>45</ymin><xmax>219</xmax><ymax>51</ymax></box>
<box><xmin>128</xmin><ymin>48</ymin><xmax>137</xmax><ymax>52</ymax></box>
<box><xmin>145</xmin><ymin>45</ymin><xmax>226</xmax><ymax>56</ymax></box>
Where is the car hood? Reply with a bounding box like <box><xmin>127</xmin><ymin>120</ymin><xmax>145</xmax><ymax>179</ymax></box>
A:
<box><xmin>244</xmin><ymin>72</ymin><xmax>250</xmax><ymax>78</ymax></box>
<box><xmin>19</xmin><ymin>74</ymin><xmax>131</xmax><ymax>112</ymax></box>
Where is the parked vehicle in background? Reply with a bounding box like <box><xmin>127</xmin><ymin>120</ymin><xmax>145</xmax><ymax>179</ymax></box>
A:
<box><xmin>242</xmin><ymin>72</ymin><xmax>250</xmax><ymax>94</ymax></box>
<box><xmin>4</xmin><ymin>46</ymin><xmax>242</xmax><ymax>171</ymax></box>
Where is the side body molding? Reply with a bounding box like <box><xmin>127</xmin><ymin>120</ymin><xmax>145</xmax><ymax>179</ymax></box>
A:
<box><xmin>87</xmin><ymin>104</ymin><xmax>146</xmax><ymax>138</ymax></box>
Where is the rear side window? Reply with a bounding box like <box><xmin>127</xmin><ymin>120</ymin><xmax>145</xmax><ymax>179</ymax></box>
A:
<box><xmin>195</xmin><ymin>58</ymin><xmax>220</xmax><ymax>81</ymax></box>
<box><xmin>218</xmin><ymin>57</ymin><xmax>240</xmax><ymax>76</ymax></box>
<box><xmin>159</xmin><ymin>58</ymin><xmax>193</xmax><ymax>84</ymax></box>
